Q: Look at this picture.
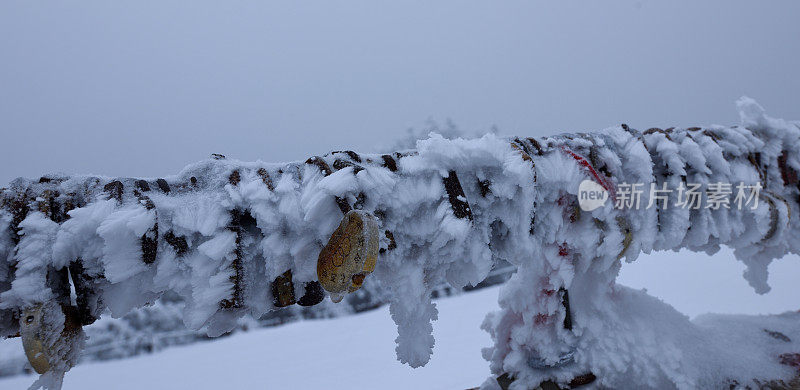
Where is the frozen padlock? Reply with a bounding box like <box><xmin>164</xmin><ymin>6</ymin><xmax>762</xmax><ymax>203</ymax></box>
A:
<box><xmin>317</xmin><ymin>210</ymin><xmax>379</xmax><ymax>302</ymax></box>
<box><xmin>20</xmin><ymin>301</ymin><xmax>83</xmax><ymax>375</ymax></box>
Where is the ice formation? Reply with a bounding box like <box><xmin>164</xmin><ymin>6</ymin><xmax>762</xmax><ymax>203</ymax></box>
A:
<box><xmin>1</xmin><ymin>98</ymin><xmax>799</xmax><ymax>389</ymax></box>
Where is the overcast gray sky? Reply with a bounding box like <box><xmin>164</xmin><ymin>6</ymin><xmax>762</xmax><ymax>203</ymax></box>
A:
<box><xmin>1</xmin><ymin>0</ymin><xmax>799</xmax><ymax>184</ymax></box>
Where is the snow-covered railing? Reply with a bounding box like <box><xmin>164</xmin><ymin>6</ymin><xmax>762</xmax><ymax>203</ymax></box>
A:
<box><xmin>1</xmin><ymin>98</ymin><xmax>799</xmax><ymax>389</ymax></box>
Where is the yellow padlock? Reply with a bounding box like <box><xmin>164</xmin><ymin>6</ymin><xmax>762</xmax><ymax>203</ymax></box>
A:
<box><xmin>20</xmin><ymin>304</ymin><xmax>51</xmax><ymax>374</ymax></box>
<box><xmin>317</xmin><ymin>210</ymin><xmax>379</xmax><ymax>302</ymax></box>
<box><xmin>20</xmin><ymin>302</ymin><xmax>82</xmax><ymax>375</ymax></box>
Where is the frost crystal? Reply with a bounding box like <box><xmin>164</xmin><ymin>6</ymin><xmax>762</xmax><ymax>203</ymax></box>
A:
<box><xmin>0</xmin><ymin>99</ymin><xmax>798</xmax><ymax>389</ymax></box>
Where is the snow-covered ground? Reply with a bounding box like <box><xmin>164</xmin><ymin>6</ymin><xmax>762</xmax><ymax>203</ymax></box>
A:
<box><xmin>619</xmin><ymin>247</ymin><xmax>800</xmax><ymax>318</ymax></box>
<box><xmin>1</xmin><ymin>285</ymin><xmax>499</xmax><ymax>390</ymax></box>
<box><xmin>1</xmin><ymin>247</ymin><xmax>797</xmax><ymax>390</ymax></box>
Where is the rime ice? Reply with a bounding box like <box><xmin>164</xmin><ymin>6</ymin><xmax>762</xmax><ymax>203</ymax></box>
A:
<box><xmin>1</xmin><ymin>99</ymin><xmax>799</xmax><ymax>389</ymax></box>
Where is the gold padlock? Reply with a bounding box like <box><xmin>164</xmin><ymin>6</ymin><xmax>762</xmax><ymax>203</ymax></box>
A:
<box><xmin>20</xmin><ymin>304</ymin><xmax>51</xmax><ymax>374</ymax></box>
<box><xmin>317</xmin><ymin>210</ymin><xmax>379</xmax><ymax>302</ymax></box>
<box><xmin>20</xmin><ymin>302</ymin><xmax>82</xmax><ymax>375</ymax></box>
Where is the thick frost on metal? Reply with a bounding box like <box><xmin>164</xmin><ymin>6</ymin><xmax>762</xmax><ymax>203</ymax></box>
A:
<box><xmin>0</xmin><ymin>98</ymin><xmax>799</xmax><ymax>389</ymax></box>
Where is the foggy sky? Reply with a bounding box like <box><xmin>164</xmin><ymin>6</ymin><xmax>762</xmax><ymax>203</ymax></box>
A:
<box><xmin>1</xmin><ymin>0</ymin><xmax>799</xmax><ymax>184</ymax></box>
